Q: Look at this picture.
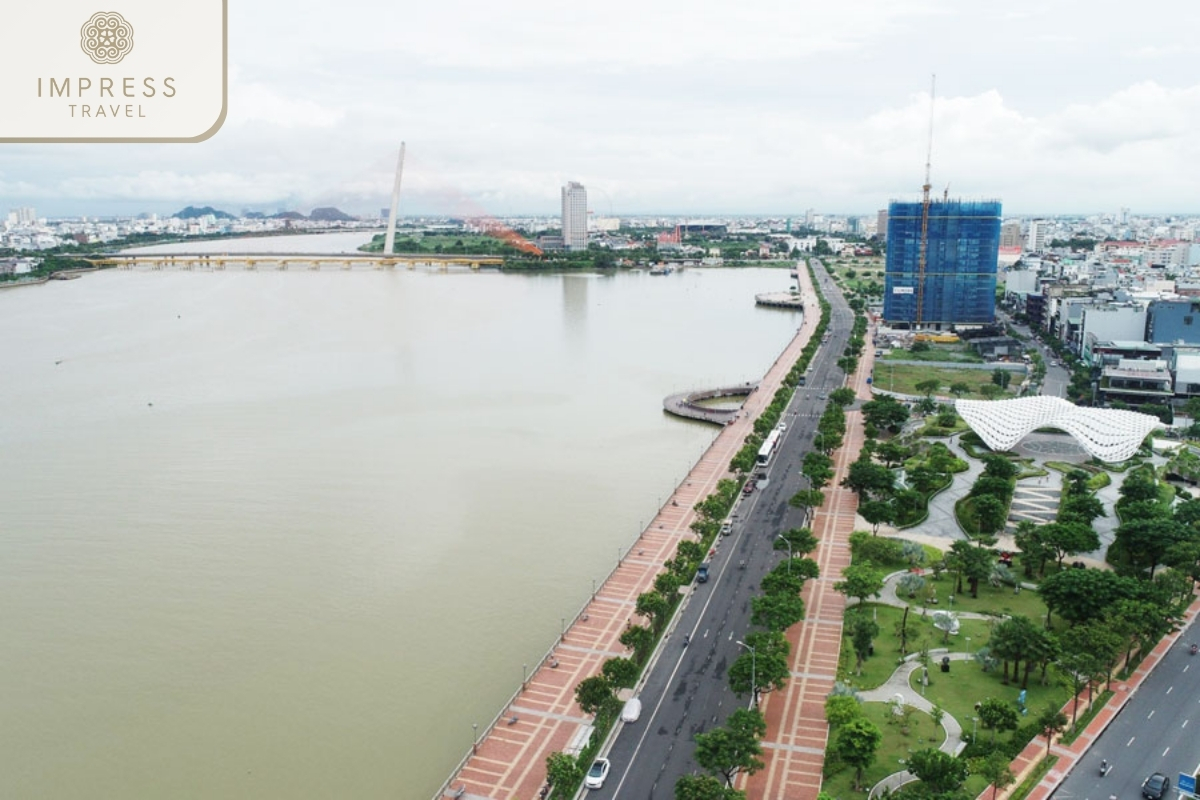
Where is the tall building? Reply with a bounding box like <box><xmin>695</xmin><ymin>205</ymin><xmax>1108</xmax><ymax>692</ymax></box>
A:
<box><xmin>561</xmin><ymin>182</ymin><xmax>588</xmax><ymax>251</ymax></box>
<box><xmin>1026</xmin><ymin>219</ymin><xmax>1048</xmax><ymax>252</ymax></box>
<box><xmin>999</xmin><ymin>221</ymin><xmax>1022</xmax><ymax>249</ymax></box>
<box><xmin>875</xmin><ymin>209</ymin><xmax>888</xmax><ymax>242</ymax></box>
<box><xmin>882</xmin><ymin>199</ymin><xmax>1002</xmax><ymax>329</ymax></box>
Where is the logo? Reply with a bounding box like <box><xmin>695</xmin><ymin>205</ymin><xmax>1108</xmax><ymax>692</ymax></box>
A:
<box><xmin>0</xmin><ymin>0</ymin><xmax>225</xmax><ymax>142</ymax></box>
<box><xmin>80</xmin><ymin>12</ymin><xmax>134</xmax><ymax>65</ymax></box>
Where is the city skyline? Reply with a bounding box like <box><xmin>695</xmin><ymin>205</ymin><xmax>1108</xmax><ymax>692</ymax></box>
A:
<box><xmin>1</xmin><ymin>0</ymin><xmax>1198</xmax><ymax>217</ymax></box>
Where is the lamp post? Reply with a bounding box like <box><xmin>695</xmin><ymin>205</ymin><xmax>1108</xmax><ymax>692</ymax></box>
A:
<box><xmin>776</xmin><ymin>534</ymin><xmax>793</xmax><ymax>575</ymax></box>
<box><xmin>472</xmin><ymin>722</ymin><xmax>478</xmax><ymax>754</ymax></box>
<box><xmin>522</xmin><ymin>663</ymin><xmax>528</xmax><ymax>692</ymax></box>
<box><xmin>737</xmin><ymin>640</ymin><xmax>757</xmax><ymax>708</ymax></box>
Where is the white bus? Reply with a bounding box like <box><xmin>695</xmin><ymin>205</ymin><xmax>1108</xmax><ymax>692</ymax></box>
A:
<box><xmin>756</xmin><ymin>429</ymin><xmax>783</xmax><ymax>468</ymax></box>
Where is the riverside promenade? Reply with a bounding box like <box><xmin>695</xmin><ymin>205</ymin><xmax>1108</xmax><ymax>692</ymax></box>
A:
<box><xmin>745</xmin><ymin>287</ymin><xmax>876</xmax><ymax>799</ymax></box>
<box><xmin>434</xmin><ymin>271</ymin><xmax>822</xmax><ymax>800</ymax></box>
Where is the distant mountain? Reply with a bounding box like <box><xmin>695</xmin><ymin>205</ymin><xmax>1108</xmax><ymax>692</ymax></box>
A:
<box><xmin>271</xmin><ymin>211</ymin><xmax>306</xmax><ymax>220</ymax></box>
<box><xmin>243</xmin><ymin>211</ymin><xmax>267</xmax><ymax>219</ymax></box>
<box><xmin>309</xmin><ymin>207</ymin><xmax>356</xmax><ymax>222</ymax></box>
<box><xmin>174</xmin><ymin>205</ymin><xmax>234</xmax><ymax>220</ymax></box>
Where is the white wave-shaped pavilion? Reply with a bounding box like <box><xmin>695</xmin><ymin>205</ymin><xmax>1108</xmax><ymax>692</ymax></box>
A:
<box><xmin>955</xmin><ymin>396</ymin><xmax>1164</xmax><ymax>463</ymax></box>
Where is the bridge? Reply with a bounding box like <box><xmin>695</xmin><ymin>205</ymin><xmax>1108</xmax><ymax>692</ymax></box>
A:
<box><xmin>82</xmin><ymin>253</ymin><xmax>506</xmax><ymax>271</ymax></box>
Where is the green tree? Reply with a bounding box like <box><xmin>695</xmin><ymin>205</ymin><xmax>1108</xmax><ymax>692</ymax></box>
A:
<box><xmin>992</xmin><ymin>369</ymin><xmax>1012</xmax><ymax>389</ymax></box>
<box><xmin>601</xmin><ymin>657</ymin><xmax>639</xmax><ymax>689</ymax></box>
<box><xmin>977</xmin><ymin>697</ymin><xmax>1020</xmax><ymax>742</ymax></box>
<box><xmin>674</xmin><ymin>774</ymin><xmax>745</xmax><ymax>800</ymax></box>
<box><xmin>834</xmin><ymin>562</ymin><xmax>885</xmax><ymax>605</ymax></box>
<box><xmin>1059</xmin><ymin>494</ymin><xmax>1106</xmax><ymax>526</ymax></box>
<box><xmin>949</xmin><ymin>381</ymin><xmax>973</xmax><ymax>397</ymax></box>
<box><xmin>825</xmin><ymin>694</ymin><xmax>863</xmax><ymax>728</ymax></box>
<box><xmin>728</xmin><ymin>631</ymin><xmax>791</xmax><ymax>698</ymax></box>
<box><xmin>574</xmin><ymin>675</ymin><xmax>613</xmax><ymax>715</ymax></box>
<box><xmin>876</xmin><ymin>440</ymin><xmax>911</xmax><ymax>468</ymax></box>
<box><xmin>979</xmin><ymin>383</ymin><xmax>1003</xmax><ymax>399</ymax></box>
<box><xmin>858</xmin><ymin>499</ymin><xmax>896</xmax><ymax>535</ymax></box>
<box><xmin>775</xmin><ymin>527</ymin><xmax>819</xmax><ymax>556</ymax></box>
<box><xmin>789</xmin><ymin>489</ymin><xmax>825</xmax><ymax>523</ymax></box>
<box><xmin>694</xmin><ymin>708</ymin><xmax>767</xmax><ymax>787</ymax></box>
<box><xmin>950</xmin><ymin>539</ymin><xmax>994</xmax><ymax>598</ymax></box>
<box><xmin>830</xmin><ymin>387</ymin><xmax>856</xmax><ymax>406</ymax></box>
<box><xmin>802</xmin><ymin>451</ymin><xmax>834</xmax><ymax>488</ymax></box>
<box><xmin>861</xmin><ymin>395</ymin><xmax>910</xmax><ymax>431</ymax></box>
<box><xmin>848</xmin><ymin>614</ymin><xmax>879</xmax><ymax>675</ymax></box>
<box><xmin>915</xmin><ymin>378</ymin><xmax>941</xmax><ymax>397</ymax></box>
<box><xmin>636</xmin><ymin>590</ymin><xmax>671</xmax><ymax>633</ymax></box>
<box><xmin>1036</xmin><ymin>705</ymin><xmax>1069</xmax><ymax>757</ymax></box>
<box><xmin>835</xmin><ymin>717</ymin><xmax>883</xmax><ymax>790</ymax></box>
<box><xmin>979</xmin><ymin>751</ymin><xmax>1016</xmax><ymax>800</ymax></box>
<box><xmin>906</xmin><ymin>748</ymin><xmax>969</xmax><ymax>794</ymax></box>
<box><xmin>1114</xmin><ymin>518</ymin><xmax>1191</xmax><ymax>579</ymax></box>
<box><xmin>545</xmin><ymin>751</ymin><xmax>583</xmax><ymax>791</ymax></box>
<box><xmin>751</xmin><ymin>591</ymin><xmax>806</xmax><ymax>631</ymax></box>
<box><xmin>1041</xmin><ymin>521</ymin><xmax>1101</xmax><ymax>569</ymax></box>
<box><xmin>982</xmin><ymin>455</ymin><xmax>1019</xmax><ymax>480</ymax></box>
<box><xmin>1039</xmin><ymin>568</ymin><xmax>1138</xmax><ymax>627</ymax></box>
<box><xmin>620</xmin><ymin>624</ymin><xmax>654</xmax><ymax>663</ymax></box>
<box><xmin>842</xmin><ymin>460</ymin><xmax>896</xmax><ymax>500</ymax></box>
<box><xmin>974</xmin><ymin>495</ymin><xmax>1009</xmax><ymax>540</ymax></box>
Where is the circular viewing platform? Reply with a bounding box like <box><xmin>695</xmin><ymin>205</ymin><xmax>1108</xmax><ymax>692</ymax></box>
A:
<box><xmin>663</xmin><ymin>383</ymin><xmax>759</xmax><ymax>425</ymax></box>
<box><xmin>755</xmin><ymin>292</ymin><xmax>804</xmax><ymax>309</ymax></box>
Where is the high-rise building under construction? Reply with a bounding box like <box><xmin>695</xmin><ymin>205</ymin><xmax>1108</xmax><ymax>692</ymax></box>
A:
<box><xmin>882</xmin><ymin>199</ymin><xmax>1002</xmax><ymax>328</ymax></box>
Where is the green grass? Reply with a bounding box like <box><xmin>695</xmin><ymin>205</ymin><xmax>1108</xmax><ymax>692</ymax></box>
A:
<box><xmin>873</xmin><ymin>364</ymin><xmax>1019</xmax><ymax>400</ymax></box>
<box><xmin>821</xmin><ymin>701</ymin><xmax>947</xmax><ymax>799</ymax></box>
<box><xmin>1060</xmin><ymin>689</ymin><xmax>1113</xmax><ymax>745</ymax></box>
<box><xmin>914</xmin><ymin>574</ymin><xmax>1048</xmax><ymax>620</ymax></box>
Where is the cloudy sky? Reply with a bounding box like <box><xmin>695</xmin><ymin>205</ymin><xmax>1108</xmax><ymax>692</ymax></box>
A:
<box><xmin>3</xmin><ymin>0</ymin><xmax>1199</xmax><ymax>218</ymax></box>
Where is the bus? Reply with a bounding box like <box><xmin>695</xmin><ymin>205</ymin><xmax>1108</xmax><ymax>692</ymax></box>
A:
<box><xmin>756</xmin><ymin>429</ymin><xmax>782</xmax><ymax>468</ymax></box>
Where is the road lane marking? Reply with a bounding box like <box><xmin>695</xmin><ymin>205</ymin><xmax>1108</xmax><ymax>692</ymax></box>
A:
<box><xmin>1167</xmin><ymin>686</ymin><xmax>1173</xmax><ymax>694</ymax></box>
<box><xmin>1164</xmin><ymin>747</ymin><xmax>1171</xmax><ymax>757</ymax></box>
<box><xmin>1182</xmin><ymin>720</ymin><xmax>1189</xmax><ymax>728</ymax></box>
<box><xmin>1127</xmin><ymin>737</ymin><xmax>1136</xmax><ymax>746</ymax></box>
<box><xmin>1148</xmin><ymin>710</ymin><xmax>1155</xmax><ymax>719</ymax></box>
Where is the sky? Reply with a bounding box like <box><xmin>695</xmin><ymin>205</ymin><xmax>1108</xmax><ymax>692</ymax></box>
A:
<box><xmin>3</xmin><ymin>0</ymin><xmax>1200</xmax><ymax>219</ymax></box>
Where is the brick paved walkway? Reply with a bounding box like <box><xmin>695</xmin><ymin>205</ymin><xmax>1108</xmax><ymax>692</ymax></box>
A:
<box><xmin>745</xmin><ymin>275</ymin><xmax>877</xmax><ymax>799</ymax></box>
<box><xmin>436</xmin><ymin>272</ymin><xmax>823</xmax><ymax>800</ymax></box>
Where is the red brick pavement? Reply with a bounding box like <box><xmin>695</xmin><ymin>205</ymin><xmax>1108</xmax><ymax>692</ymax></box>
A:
<box><xmin>437</xmin><ymin>273</ymin><xmax>825</xmax><ymax>800</ymax></box>
<box><xmin>746</xmin><ymin>306</ymin><xmax>877</xmax><ymax>800</ymax></box>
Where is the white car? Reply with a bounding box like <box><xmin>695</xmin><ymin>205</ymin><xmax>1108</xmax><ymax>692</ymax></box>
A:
<box><xmin>621</xmin><ymin>697</ymin><xmax>642</xmax><ymax>723</ymax></box>
<box><xmin>585</xmin><ymin>758</ymin><xmax>611</xmax><ymax>789</ymax></box>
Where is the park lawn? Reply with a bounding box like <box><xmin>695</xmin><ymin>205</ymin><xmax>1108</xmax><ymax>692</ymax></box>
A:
<box><xmin>838</xmin><ymin>604</ymin><xmax>994</xmax><ymax>691</ymax></box>
<box><xmin>913</xmin><ymin>573</ymin><xmax>1049</xmax><ymax>621</ymax></box>
<box><xmin>821</xmin><ymin>699</ymin><xmax>947</xmax><ymax>800</ymax></box>
<box><xmin>872</xmin><ymin>363</ymin><xmax>1018</xmax><ymax>400</ymax></box>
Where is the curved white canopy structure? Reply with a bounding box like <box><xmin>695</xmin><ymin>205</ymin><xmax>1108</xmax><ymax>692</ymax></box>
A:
<box><xmin>955</xmin><ymin>396</ymin><xmax>1164</xmax><ymax>463</ymax></box>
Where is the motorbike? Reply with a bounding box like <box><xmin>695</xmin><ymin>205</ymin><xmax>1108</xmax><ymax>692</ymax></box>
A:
<box><xmin>1190</xmin><ymin>643</ymin><xmax>1198</xmax><ymax>656</ymax></box>
<box><xmin>1100</xmin><ymin>760</ymin><xmax>1110</xmax><ymax>776</ymax></box>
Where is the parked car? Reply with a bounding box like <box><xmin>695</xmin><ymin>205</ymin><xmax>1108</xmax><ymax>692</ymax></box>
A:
<box><xmin>1143</xmin><ymin>773</ymin><xmax>1170</xmax><ymax>800</ymax></box>
<box><xmin>696</xmin><ymin>563</ymin><xmax>710</xmax><ymax>583</ymax></box>
<box><xmin>621</xmin><ymin>697</ymin><xmax>642</xmax><ymax>723</ymax></box>
<box><xmin>720</xmin><ymin>519</ymin><xmax>733</xmax><ymax>536</ymax></box>
<box><xmin>585</xmin><ymin>758</ymin><xmax>611</xmax><ymax>789</ymax></box>
<box><xmin>742</xmin><ymin>481</ymin><xmax>755</xmax><ymax>496</ymax></box>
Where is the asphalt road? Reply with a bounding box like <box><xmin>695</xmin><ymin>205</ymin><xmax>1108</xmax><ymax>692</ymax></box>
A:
<box><xmin>1001</xmin><ymin>314</ymin><xmax>1070</xmax><ymax>398</ymax></box>
<box><xmin>1051</xmin><ymin>617</ymin><xmax>1200</xmax><ymax>800</ymax></box>
<box><xmin>587</xmin><ymin>261</ymin><xmax>857</xmax><ymax>797</ymax></box>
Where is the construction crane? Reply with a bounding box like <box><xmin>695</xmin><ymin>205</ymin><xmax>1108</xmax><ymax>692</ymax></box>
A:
<box><xmin>914</xmin><ymin>75</ymin><xmax>935</xmax><ymax>329</ymax></box>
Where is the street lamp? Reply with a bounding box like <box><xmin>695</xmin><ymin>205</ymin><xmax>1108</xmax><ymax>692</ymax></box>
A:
<box><xmin>472</xmin><ymin>722</ymin><xmax>478</xmax><ymax>754</ymax></box>
<box><xmin>776</xmin><ymin>534</ymin><xmax>793</xmax><ymax>575</ymax></box>
<box><xmin>736</xmin><ymin>640</ymin><xmax>757</xmax><ymax>708</ymax></box>
<box><xmin>972</xmin><ymin>716</ymin><xmax>978</xmax><ymax>741</ymax></box>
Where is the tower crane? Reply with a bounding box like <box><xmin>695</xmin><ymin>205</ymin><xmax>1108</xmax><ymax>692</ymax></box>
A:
<box><xmin>914</xmin><ymin>75</ymin><xmax>935</xmax><ymax>329</ymax></box>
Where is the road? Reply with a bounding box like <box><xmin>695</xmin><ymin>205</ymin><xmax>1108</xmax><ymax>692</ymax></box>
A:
<box><xmin>1001</xmin><ymin>313</ymin><xmax>1070</xmax><ymax>398</ymax></box>
<box><xmin>588</xmin><ymin>260</ymin><xmax>856</xmax><ymax>797</ymax></box>
<box><xmin>1051</xmin><ymin>618</ymin><xmax>1200</xmax><ymax>800</ymax></box>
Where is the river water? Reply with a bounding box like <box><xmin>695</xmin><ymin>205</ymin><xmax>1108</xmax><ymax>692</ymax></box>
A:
<box><xmin>0</xmin><ymin>234</ymin><xmax>800</xmax><ymax>798</ymax></box>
